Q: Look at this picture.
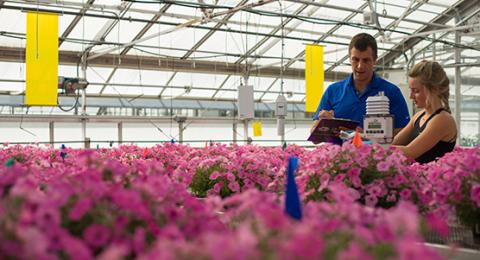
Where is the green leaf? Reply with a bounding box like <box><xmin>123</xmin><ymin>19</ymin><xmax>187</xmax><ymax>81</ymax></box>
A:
<box><xmin>5</xmin><ymin>158</ymin><xmax>15</xmax><ymax>168</ymax></box>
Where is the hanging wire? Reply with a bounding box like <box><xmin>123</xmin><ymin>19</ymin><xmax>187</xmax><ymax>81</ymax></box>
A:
<box><xmin>158</xmin><ymin>11</ymin><xmax>162</xmax><ymax>66</ymax></box>
<box><xmin>169</xmin><ymin>31</ymin><xmax>174</xmax><ymax>137</ymax></box>
<box><xmin>103</xmin><ymin>81</ymin><xmax>175</xmax><ymax>140</ymax></box>
<box><xmin>243</xmin><ymin>10</ymin><xmax>249</xmax><ymax>85</ymax></box>
<box><xmin>117</xmin><ymin>7</ymin><xmax>121</xmax><ymax>63</ymax></box>
<box><xmin>35</xmin><ymin>2</ymin><xmax>39</xmax><ymax>59</ymax></box>
<box><xmin>279</xmin><ymin>0</ymin><xmax>285</xmax><ymax>95</ymax></box>
<box><xmin>136</xmin><ymin>49</ymin><xmax>144</xmax><ymax>96</ymax></box>
<box><xmin>89</xmin><ymin>66</ymin><xmax>174</xmax><ymax>140</ymax></box>
<box><xmin>19</xmin><ymin>107</ymin><xmax>37</xmax><ymax>137</ymax></box>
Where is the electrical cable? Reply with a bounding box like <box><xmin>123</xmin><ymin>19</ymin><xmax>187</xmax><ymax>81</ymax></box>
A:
<box><xmin>19</xmin><ymin>106</ymin><xmax>37</xmax><ymax>137</ymax></box>
<box><xmin>57</xmin><ymin>88</ymin><xmax>81</xmax><ymax>112</ymax></box>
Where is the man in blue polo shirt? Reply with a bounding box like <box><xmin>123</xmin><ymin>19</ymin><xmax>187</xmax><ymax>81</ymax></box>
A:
<box><xmin>313</xmin><ymin>33</ymin><xmax>410</xmax><ymax>134</ymax></box>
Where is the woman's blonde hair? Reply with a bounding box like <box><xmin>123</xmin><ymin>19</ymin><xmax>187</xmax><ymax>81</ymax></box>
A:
<box><xmin>408</xmin><ymin>60</ymin><xmax>450</xmax><ymax>112</ymax></box>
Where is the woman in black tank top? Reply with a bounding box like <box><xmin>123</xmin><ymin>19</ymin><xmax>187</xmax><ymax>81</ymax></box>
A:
<box><xmin>391</xmin><ymin>61</ymin><xmax>457</xmax><ymax>164</ymax></box>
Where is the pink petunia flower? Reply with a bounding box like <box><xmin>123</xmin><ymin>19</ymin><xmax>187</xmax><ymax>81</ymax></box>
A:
<box><xmin>83</xmin><ymin>224</ymin><xmax>111</xmax><ymax>248</ymax></box>
<box><xmin>209</xmin><ymin>171</ymin><xmax>221</xmax><ymax>180</ymax></box>
<box><xmin>228</xmin><ymin>181</ymin><xmax>240</xmax><ymax>192</ymax></box>
<box><xmin>34</xmin><ymin>205</ymin><xmax>61</xmax><ymax>229</ymax></box>
<box><xmin>376</xmin><ymin>161</ymin><xmax>390</xmax><ymax>172</ymax></box>
<box><xmin>365</xmin><ymin>194</ymin><xmax>378</xmax><ymax>207</ymax></box>
<box><xmin>69</xmin><ymin>198</ymin><xmax>92</xmax><ymax>221</ymax></box>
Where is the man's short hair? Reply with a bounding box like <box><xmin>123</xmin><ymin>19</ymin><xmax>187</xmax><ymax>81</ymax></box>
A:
<box><xmin>349</xmin><ymin>33</ymin><xmax>377</xmax><ymax>60</ymax></box>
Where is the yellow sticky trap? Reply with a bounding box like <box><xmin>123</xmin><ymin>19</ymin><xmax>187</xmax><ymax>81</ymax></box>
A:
<box><xmin>252</xmin><ymin>121</ymin><xmax>262</xmax><ymax>137</ymax></box>
<box><xmin>26</xmin><ymin>12</ymin><xmax>58</xmax><ymax>106</ymax></box>
<box><xmin>305</xmin><ymin>44</ymin><xmax>324</xmax><ymax>113</ymax></box>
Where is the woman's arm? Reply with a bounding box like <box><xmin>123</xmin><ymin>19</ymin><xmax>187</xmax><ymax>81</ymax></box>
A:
<box><xmin>391</xmin><ymin>111</ymin><xmax>419</xmax><ymax>145</ymax></box>
<box><xmin>393</xmin><ymin>113</ymin><xmax>456</xmax><ymax>159</ymax></box>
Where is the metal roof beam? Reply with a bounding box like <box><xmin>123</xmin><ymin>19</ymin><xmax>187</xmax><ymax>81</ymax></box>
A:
<box><xmin>285</xmin><ymin>0</ymin><xmax>451</xmax><ymax>29</ymax></box>
<box><xmin>326</xmin><ymin>1</ymin><xmax>426</xmax><ymax>72</ymax></box>
<box><xmin>1</xmin><ymin>93</ymin><xmax>479</xmax><ymax>113</ymax></box>
<box><xmin>160</xmin><ymin>0</ymin><xmax>248</xmax><ymax>97</ymax></box>
<box><xmin>0</xmin><ymin>94</ymin><xmax>306</xmax><ymax>113</ymax></box>
<box><xmin>161</xmin><ymin>12</ymin><xmax>352</xmax><ymax>40</ymax></box>
<box><xmin>0</xmin><ymin>46</ymin><xmax>348</xmax><ymax>80</ymax></box>
<box><xmin>99</xmin><ymin>3</ymin><xmax>172</xmax><ymax>96</ymax></box>
<box><xmin>236</xmin><ymin>3</ymin><xmax>310</xmax><ymax>65</ymax></box>
<box><xmin>252</xmin><ymin>1</ymin><xmax>370</xmax><ymax>98</ymax></box>
<box><xmin>59</xmin><ymin>0</ymin><xmax>95</xmax><ymax>46</ymax></box>
<box><xmin>87</xmin><ymin>0</ymin><xmax>277</xmax><ymax>61</ymax></box>
<box><xmin>212</xmin><ymin>2</ymin><xmax>313</xmax><ymax>99</ymax></box>
<box><xmin>285</xmin><ymin>2</ymin><xmax>369</xmax><ymax>70</ymax></box>
<box><xmin>377</xmin><ymin>0</ymin><xmax>480</xmax><ymax>68</ymax></box>
<box><xmin>184</xmin><ymin>0</ymin><xmax>248</xmax><ymax>58</ymax></box>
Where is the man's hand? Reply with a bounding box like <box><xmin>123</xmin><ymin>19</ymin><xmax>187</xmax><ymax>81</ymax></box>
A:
<box><xmin>311</xmin><ymin>110</ymin><xmax>334</xmax><ymax>134</ymax></box>
<box><xmin>310</xmin><ymin>120</ymin><xmax>320</xmax><ymax>134</ymax></box>
<box><xmin>310</xmin><ymin>120</ymin><xmax>321</xmax><ymax>144</ymax></box>
<box><xmin>318</xmin><ymin>110</ymin><xmax>334</xmax><ymax>119</ymax></box>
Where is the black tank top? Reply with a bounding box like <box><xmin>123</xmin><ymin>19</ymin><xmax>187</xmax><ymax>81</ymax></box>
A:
<box><xmin>410</xmin><ymin>108</ymin><xmax>456</xmax><ymax>164</ymax></box>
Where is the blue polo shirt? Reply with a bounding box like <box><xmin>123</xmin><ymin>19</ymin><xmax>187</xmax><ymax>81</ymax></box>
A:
<box><xmin>313</xmin><ymin>73</ymin><xmax>410</xmax><ymax>128</ymax></box>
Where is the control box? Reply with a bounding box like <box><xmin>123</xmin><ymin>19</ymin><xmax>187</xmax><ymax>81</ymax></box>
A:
<box><xmin>364</xmin><ymin>115</ymin><xmax>394</xmax><ymax>144</ymax></box>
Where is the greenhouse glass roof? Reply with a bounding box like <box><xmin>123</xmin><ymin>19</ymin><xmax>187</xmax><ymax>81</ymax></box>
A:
<box><xmin>0</xmin><ymin>0</ymin><xmax>479</xmax><ymax>110</ymax></box>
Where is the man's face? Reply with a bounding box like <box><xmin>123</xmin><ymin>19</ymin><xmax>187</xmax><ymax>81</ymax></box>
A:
<box><xmin>349</xmin><ymin>47</ymin><xmax>376</xmax><ymax>83</ymax></box>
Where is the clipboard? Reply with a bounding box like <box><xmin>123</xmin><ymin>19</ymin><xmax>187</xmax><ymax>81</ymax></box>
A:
<box><xmin>308</xmin><ymin>118</ymin><xmax>359</xmax><ymax>144</ymax></box>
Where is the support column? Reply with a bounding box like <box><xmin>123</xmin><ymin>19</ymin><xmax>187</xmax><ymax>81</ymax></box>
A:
<box><xmin>118</xmin><ymin>122</ymin><xmax>123</xmax><ymax>145</ymax></box>
<box><xmin>84</xmin><ymin>137</ymin><xmax>91</xmax><ymax>149</ymax></box>
<box><xmin>478</xmin><ymin>112</ymin><xmax>480</xmax><ymax>140</ymax></box>
<box><xmin>49</xmin><ymin>121</ymin><xmax>54</xmax><ymax>146</ymax></box>
<box><xmin>455</xmin><ymin>17</ymin><xmax>461</xmax><ymax>144</ymax></box>
<box><xmin>279</xmin><ymin>117</ymin><xmax>285</xmax><ymax>144</ymax></box>
<box><xmin>178</xmin><ymin>121</ymin><xmax>184</xmax><ymax>144</ymax></box>
<box><xmin>432</xmin><ymin>33</ymin><xmax>436</xmax><ymax>61</ymax></box>
<box><xmin>81</xmin><ymin>89</ymin><xmax>87</xmax><ymax>115</ymax></box>
<box><xmin>409</xmin><ymin>48</ymin><xmax>416</xmax><ymax>115</ymax></box>
<box><xmin>81</xmin><ymin>118</ymin><xmax>87</xmax><ymax>148</ymax></box>
<box><xmin>243</xmin><ymin>119</ymin><xmax>249</xmax><ymax>144</ymax></box>
<box><xmin>174</xmin><ymin>116</ymin><xmax>186</xmax><ymax>144</ymax></box>
<box><xmin>233</xmin><ymin>122</ymin><xmax>237</xmax><ymax>144</ymax></box>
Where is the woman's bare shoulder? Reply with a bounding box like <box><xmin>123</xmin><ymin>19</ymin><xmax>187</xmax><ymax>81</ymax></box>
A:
<box><xmin>411</xmin><ymin>110</ymin><xmax>425</xmax><ymax>121</ymax></box>
<box><xmin>435</xmin><ymin>111</ymin><xmax>456</xmax><ymax>124</ymax></box>
<box><xmin>429</xmin><ymin>111</ymin><xmax>457</xmax><ymax>140</ymax></box>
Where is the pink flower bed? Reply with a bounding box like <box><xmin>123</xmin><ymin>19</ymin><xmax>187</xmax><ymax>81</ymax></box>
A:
<box><xmin>294</xmin><ymin>143</ymin><xmax>414</xmax><ymax>208</ymax></box>
<box><xmin>1</xmin><ymin>143</ymin><xmax>479</xmax><ymax>258</ymax></box>
<box><xmin>410</xmin><ymin>147</ymin><xmax>480</xmax><ymax>227</ymax></box>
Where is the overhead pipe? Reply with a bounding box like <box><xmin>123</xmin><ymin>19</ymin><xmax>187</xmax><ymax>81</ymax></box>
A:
<box><xmin>0</xmin><ymin>78</ymin><xmax>306</xmax><ymax>96</ymax></box>
<box><xmin>0</xmin><ymin>3</ymin><xmax>419</xmax><ymax>54</ymax></box>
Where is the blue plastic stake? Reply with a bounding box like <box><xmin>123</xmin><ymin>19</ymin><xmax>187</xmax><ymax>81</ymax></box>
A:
<box><xmin>285</xmin><ymin>156</ymin><xmax>302</xmax><ymax>220</ymax></box>
<box><xmin>60</xmin><ymin>144</ymin><xmax>67</xmax><ymax>161</ymax></box>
